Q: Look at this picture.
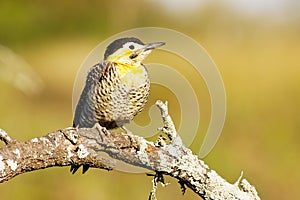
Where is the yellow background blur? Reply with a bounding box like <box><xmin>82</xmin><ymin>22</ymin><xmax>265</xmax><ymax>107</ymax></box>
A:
<box><xmin>1</xmin><ymin>0</ymin><xmax>300</xmax><ymax>199</ymax></box>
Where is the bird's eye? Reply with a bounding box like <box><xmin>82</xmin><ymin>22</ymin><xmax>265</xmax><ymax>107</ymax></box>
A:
<box><xmin>129</xmin><ymin>45</ymin><xmax>135</xmax><ymax>50</ymax></box>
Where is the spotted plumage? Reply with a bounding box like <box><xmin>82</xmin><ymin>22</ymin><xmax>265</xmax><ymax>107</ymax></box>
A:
<box><xmin>71</xmin><ymin>38</ymin><xmax>164</xmax><ymax>173</ymax></box>
<box><xmin>73</xmin><ymin>61</ymin><xmax>150</xmax><ymax>129</ymax></box>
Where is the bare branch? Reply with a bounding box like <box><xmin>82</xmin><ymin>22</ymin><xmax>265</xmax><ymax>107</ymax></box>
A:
<box><xmin>0</xmin><ymin>128</ymin><xmax>114</xmax><ymax>182</ymax></box>
<box><xmin>0</xmin><ymin>128</ymin><xmax>18</xmax><ymax>145</ymax></box>
<box><xmin>0</xmin><ymin>101</ymin><xmax>260</xmax><ymax>200</ymax></box>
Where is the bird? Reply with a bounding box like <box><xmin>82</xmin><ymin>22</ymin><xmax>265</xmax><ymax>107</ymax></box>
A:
<box><xmin>71</xmin><ymin>37</ymin><xmax>165</xmax><ymax>174</ymax></box>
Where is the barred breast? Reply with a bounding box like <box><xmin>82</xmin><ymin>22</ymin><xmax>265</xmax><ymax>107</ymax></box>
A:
<box><xmin>73</xmin><ymin>61</ymin><xmax>150</xmax><ymax>129</ymax></box>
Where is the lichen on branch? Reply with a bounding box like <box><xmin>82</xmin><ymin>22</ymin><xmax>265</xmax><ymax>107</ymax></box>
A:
<box><xmin>0</xmin><ymin>101</ymin><xmax>260</xmax><ymax>200</ymax></box>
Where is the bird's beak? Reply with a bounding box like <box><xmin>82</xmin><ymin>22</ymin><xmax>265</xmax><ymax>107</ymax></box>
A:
<box><xmin>130</xmin><ymin>42</ymin><xmax>165</xmax><ymax>60</ymax></box>
<box><xmin>143</xmin><ymin>42</ymin><xmax>165</xmax><ymax>51</ymax></box>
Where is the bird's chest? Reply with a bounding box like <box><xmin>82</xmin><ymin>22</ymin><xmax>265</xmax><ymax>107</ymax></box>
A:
<box><xmin>96</xmin><ymin>63</ymin><xmax>149</xmax><ymax>121</ymax></box>
<box><xmin>117</xmin><ymin>64</ymin><xmax>148</xmax><ymax>89</ymax></box>
<box><xmin>97</xmin><ymin>63</ymin><xmax>149</xmax><ymax>104</ymax></box>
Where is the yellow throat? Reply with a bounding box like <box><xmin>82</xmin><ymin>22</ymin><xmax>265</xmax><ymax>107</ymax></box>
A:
<box><xmin>117</xmin><ymin>63</ymin><xmax>147</xmax><ymax>88</ymax></box>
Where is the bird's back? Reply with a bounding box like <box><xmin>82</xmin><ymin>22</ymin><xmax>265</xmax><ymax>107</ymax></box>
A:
<box><xmin>73</xmin><ymin>62</ymin><xmax>108</xmax><ymax>128</ymax></box>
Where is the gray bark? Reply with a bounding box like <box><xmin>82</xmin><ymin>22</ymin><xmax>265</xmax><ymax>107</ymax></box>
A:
<box><xmin>0</xmin><ymin>100</ymin><xmax>260</xmax><ymax>200</ymax></box>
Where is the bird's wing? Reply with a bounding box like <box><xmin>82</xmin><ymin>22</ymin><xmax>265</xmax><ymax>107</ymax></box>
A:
<box><xmin>73</xmin><ymin>61</ymin><xmax>108</xmax><ymax>127</ymax></box>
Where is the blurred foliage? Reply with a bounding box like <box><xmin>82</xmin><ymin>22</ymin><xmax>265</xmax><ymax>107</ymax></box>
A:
<box><xmin>0</xmin><ymin>0</ymin><xmax>300</xmax><ymax>199</ymax></box>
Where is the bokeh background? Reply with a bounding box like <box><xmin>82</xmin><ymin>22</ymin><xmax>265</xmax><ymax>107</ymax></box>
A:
<box><xmin>1</xmin><ymin>0</ymin><xmax>300</xmax><ymax>199</ymax></box>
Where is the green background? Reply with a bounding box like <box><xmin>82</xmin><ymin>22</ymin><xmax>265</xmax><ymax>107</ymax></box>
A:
<box><xmin>1</xmin><ymin>0</ymin><xmax>300</xmax><ymax>199</ymax></box>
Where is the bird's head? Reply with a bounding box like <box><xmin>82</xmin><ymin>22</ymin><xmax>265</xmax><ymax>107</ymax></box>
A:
<box><xmin>104</xmin><ymin>37</ymin><xmax>165</xmax><ymax>66</ymax></box>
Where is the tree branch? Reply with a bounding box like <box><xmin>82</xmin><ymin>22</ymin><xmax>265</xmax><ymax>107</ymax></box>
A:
<box><xmin>0</xmin><ymin>100</ymin><xmax>260</xmax><ymax>200</ymax></box>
